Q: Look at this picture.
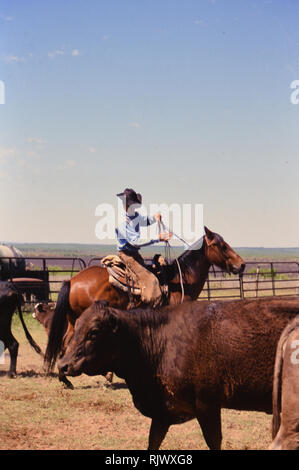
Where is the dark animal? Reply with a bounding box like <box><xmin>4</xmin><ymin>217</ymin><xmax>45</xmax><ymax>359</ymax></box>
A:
<box><xmin>12</xmin><ymin>278</ymin><xmax>48</xmax><ymax>303</ymax></box>
<box><xmin>0</xmin><ymin>281</ymin><xmax>42</xmax><ymax>376</ymax></box>
<box><xmin>269</xmin><ymin>316</ymin><xmax>299</xmax><ymax>450</ymax></box>
<box><xmin>33</xmin><ymin>302</ymin><xmax>55</xmax><ymax>335</ymax></box>
<box><xmin>44</xmin><ymin>226</ymin><xmax>245</xmax><ymax>388</ymax></box>
<box><xmin>58</xmin><ymin>296</ymin><xmax>299</xmax><ymax>450</ymax></box>
<box><xmin>33</xmin><ymin>302</ymin><xmax>113</xmax><ymax>386</ymax></box>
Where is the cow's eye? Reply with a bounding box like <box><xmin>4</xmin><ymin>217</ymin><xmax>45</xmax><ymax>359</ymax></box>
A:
<box><xmin>88</xmin><ymin>329</ymin><xmax>98</xmax><ymax>341</ymax></box>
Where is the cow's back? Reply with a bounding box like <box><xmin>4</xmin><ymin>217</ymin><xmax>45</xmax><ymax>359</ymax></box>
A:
<box><xmin>161</xmin><ymin>298</ymin><xmax>299</xmax><ymax>414</ymax></box>
<box><xmin>210</xmin><ymin>299</ymin><xmax>297</xmax><ymax>411</ymax></box>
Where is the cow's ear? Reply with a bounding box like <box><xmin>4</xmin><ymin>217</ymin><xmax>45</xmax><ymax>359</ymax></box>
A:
<box><xmin>108</xmin><ymin>312</ymin><xmax>118</xmax><ymax>334</ymax></box>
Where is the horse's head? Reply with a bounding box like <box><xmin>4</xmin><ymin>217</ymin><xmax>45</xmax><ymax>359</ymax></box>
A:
<box><xmin>204</xmin><ymin>226</ymin><xmax>245</xmax><ymax>275</ymax></box>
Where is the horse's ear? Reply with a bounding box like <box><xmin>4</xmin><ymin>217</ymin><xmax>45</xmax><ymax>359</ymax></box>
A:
<box><xmin>204</xmin><ymin>226</ymin><xmax>214</xmax><ymax>241</ymax></box>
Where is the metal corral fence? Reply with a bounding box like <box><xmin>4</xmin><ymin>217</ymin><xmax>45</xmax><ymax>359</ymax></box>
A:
<box><xmin>1</xmin><ymin>257</ymin><xmax>299</xmax><ymax>304</ymax></box>
<box><xmin>0</xmin><ymin>256</ymin><xmax>86</xmax><ymax>304</ymax></box>
<box><xmin>198</xmin><ymin>261</ymin><xmax>299</xmax><ymax>300</ymax></box>
<box><xmin>88</xmin><ymin>258</ymin><xmax>299</xmax><ymax>301</ymax></box>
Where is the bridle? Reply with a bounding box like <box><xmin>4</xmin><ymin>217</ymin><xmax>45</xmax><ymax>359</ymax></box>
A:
<box><xmin>204</xmin><ymin>236</ymin><xmax>231</xmax><ymax>274</ymax></box>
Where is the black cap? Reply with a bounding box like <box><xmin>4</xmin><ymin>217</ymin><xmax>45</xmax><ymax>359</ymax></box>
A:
<box><xmin>116</xmin><ymin>188</ymin><xmax>142</xmax><ymax>206</ymax></box>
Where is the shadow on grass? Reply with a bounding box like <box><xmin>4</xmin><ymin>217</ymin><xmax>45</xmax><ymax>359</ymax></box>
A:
<box><xmin>77</xmin><ymin>381</ymin><xmax>128</xmax><ymax>391</ymax></box>
<box><xmin>0</xmin><ymin>369</ymin><xmax>128</xmax><ymax>393</ymax></box>
<box><xmin>0</xmin><ymin>369</ymin><xmax>57</xmax><ymax>378</ymax></box>
<box><xmin>109</xmin><ymin>382</ymin><xmax>128</xmax><ymax>390</ymax></box>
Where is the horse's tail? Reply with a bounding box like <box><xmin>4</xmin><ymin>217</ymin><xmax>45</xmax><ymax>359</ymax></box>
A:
<box><xmin>44</xmin><ymin>280</ymin><xmax>71</xmax><ymax>373</ymax></box>
<box><xmin>17</xmin><ymin>295</ymin><xmax>43</xmax><ymax>355</ymax></box>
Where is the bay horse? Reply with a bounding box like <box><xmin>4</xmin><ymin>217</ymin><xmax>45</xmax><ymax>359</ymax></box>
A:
<box><xmin>44</xmin><ymin>226</ymin><xmax>245</xmax><ymax>387</ymax></box>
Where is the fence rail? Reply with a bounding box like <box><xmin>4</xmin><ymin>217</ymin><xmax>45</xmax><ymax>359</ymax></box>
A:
<box><xmin>0</xmin><ymin>256</ymin><xmax>86</xmax><ymax>303</ymax></box>
<box><xmin>1</xmin><ymin>256</ymin><xmax>298</xmax><ymax>304</ymax></box>
<box><xmin>198</xmin><ymin>261</ymin><xmax>299</xmax><ymax>300</ymax></box>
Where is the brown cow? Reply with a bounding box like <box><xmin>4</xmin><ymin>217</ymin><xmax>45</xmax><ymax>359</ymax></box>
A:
<box><xmin>33</xmin><ymin>302</ymin><xmax>113</xmax><ymax>385</ymax></box>
<box><xmin>58</xmin><ymin>296</ymin><xmax>299</xmax><ymax>450</ymax></box>
<box><xmin>33</xmin><ymin>302</ymin><xmax>56</xmax><ymax>335</ymax></box>
<box><xmin>269</xmin><ymin>316</ymin><xmax>299</xmax><ymax>450</ymax></box>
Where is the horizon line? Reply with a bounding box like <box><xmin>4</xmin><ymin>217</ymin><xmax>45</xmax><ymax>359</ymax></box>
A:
<box><xmin>2</xmin><ymin>241</ymin><xmax>299</xmax><ymax>250</ymax></box>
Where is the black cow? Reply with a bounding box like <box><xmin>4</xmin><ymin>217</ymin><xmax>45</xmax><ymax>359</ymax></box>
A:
<box><xmin>58</xmin><ymin>297</ymin><xmax>299</xmax><ymax>450</ymax></box>
<box><xmin>0</xmin><ymin>281</ymin><xmax>42</xmax><ymax>376</ymax></box>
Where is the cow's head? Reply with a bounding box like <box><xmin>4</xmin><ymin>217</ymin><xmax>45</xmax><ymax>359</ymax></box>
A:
<box><xmin>33</xmin><ymin>302</ymin><xmax>56</xmax><ymax>334</ymax></box>
<box><xmin>58</xmin><ymin>301</ymin><xmax>119</xmax><ymax>378</ymax></box>
<box><xmin>33</xmin><ymin>302</ymin><xmax>55</xmax><ymax>320</ymax></box>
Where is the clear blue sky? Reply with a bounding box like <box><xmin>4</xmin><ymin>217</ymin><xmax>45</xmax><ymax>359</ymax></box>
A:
<box><xmin>0</xmin><ymin>0</ymin><xmax>298</xmax><ymax>246</ymax></box>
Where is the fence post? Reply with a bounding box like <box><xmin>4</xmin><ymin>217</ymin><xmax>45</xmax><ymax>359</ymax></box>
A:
<box><xmin>270</xmin><ymin>262</ymin><xmax>276</xmax><ymax>296</ymax></box>
<box><xmin>256</xmin><ymin>266</ymin><xmax>260</xmax><ymax>298</ymax></box>
<box><xmin>9</xmin><ymin>257</ymin><xmax>12</xmax><ymax>276</ymax></box>
<box><xmin>239</xmin><ymin>273</ymin><xmax>244</xmax><ymax>299</ymax></box>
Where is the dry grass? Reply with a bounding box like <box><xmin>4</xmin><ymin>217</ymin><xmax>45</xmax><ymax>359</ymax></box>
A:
<box><xmin>0</xmin><ymin>312</ymin><xmax>273</xmax><ymax>451</ymax></box>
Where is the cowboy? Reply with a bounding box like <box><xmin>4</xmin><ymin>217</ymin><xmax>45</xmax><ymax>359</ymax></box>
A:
<box><xmin>115</xmin><ymin>188</ymin><xmax>172</xmax><ymax>307</ymax></box>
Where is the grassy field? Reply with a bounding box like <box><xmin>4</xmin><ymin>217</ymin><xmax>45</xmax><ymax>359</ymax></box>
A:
<box><xmin>11</xmin><ymin>242</ymin><xmax>299</xmax><ymax>261</ymax></box>
<box><xmin>0</xmin><ymin>311</ymin><xmax>273</xmax><ymax>451</ymax></box>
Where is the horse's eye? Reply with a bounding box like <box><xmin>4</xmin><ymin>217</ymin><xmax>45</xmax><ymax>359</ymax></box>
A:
<box><xmin>222</xmin><ymin>245</ymin><xmax>227</xmax><ymax>252</ymax></box>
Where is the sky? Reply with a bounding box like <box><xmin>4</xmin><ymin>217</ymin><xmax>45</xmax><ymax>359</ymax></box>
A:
<box><xmin>0</xmin><ymin>0</ymin><xmax>298</xmax><ymax>247</ymax></box>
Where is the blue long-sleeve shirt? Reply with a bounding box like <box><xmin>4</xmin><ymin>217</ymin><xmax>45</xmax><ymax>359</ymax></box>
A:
<box><xmin>115</xmin><ymin>212</ymin><xmax>159</xmax><ymax>253</ymax></box>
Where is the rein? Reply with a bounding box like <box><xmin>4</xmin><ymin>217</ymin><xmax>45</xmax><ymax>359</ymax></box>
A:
<box><xmin>173</xmin><ymin>250</ymin><xmax>184</xmax><ymax>303</ymax></box>
<box><xmin>160</xmin><ymin>221</ymin><xmax>191</xmax><ymax>249</ymax></box>
<box><xmin>157</xmin><ymin>221</ymin><xmax>187</xmax><ymax>303</ymax></box>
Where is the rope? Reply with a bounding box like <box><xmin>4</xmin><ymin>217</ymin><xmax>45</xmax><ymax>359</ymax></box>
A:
<box><xmin>160</xmin><ymin>221</ymin><xmax>191</xmax><ymax>248</ymax></box>
<box><xmin>157</xmin><ymin>221</ymin><xmax>170</xmax><ymax>264</ymax></box>
<box><xmin>157</xmin><ymin>220</ymin><xmax>185</xmax><ymax>303</ymax></box>
<box><xmin>173</xmin><ymin>246</ymin><xmax>184</xmax><ymax>303</ymax></box>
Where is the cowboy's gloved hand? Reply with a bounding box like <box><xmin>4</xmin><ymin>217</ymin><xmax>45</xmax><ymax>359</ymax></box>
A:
<box><xmin>159</xmin><ymin>232</ymin><xmax>173</xmax><ymax>242</ymax></box>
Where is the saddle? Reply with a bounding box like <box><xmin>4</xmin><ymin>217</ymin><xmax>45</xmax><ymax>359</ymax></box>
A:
<box><xmin>101</xmin><ymin>255</ymin><xmax>142</xmax><ymax>295</ymax></box>
<box><xmin>101</xmin><ymin>254</ymin><xmax>169</xmax><ymax>299</ymax></box>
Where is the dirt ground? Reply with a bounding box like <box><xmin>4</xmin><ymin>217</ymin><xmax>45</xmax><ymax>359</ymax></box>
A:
<box><xmin>0</xmin><ymin>312</ymin><xmax>273</xmax><ymax>451</ymax></box>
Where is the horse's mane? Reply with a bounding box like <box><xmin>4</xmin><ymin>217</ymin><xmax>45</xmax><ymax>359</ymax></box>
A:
<box><xmin>171</xmin><ymin>235</ymin><xmax>206</xmax><ymax>280</ymax></box>
<box><xmin>147</xmin><ymin>236</ymin><xmax>206</xmax><ymax>284</ymax></box>
<box><xmin>178</xmin><ymin>232</ymin><xmax>225</xmax><ymax>263</ymax></box>
<box><xmin>177</xmin><ymin>236</ymin><xmax>205</xmax><ymax>263</ymax></box>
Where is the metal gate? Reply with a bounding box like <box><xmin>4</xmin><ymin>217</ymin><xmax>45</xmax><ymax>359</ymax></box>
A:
<box><xmin>1</xmin><ymin>256</ymin><xmax>298</xmax><ymax>303</ymax></box>
<box><xmin>88</xmin><ymin>258</ymin><xmax>299</xmax><ymax>301</ymax></box>
<box><xmin>198</xmin><ymin>261</ymin><xmax>299</xmax><ymax>300</ymax></box>
<box><xmin>0</xmin><ymin>256</ymin><xmax>86</xmax><ymax>303</ymax></box>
